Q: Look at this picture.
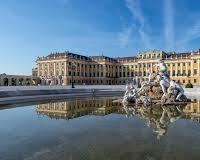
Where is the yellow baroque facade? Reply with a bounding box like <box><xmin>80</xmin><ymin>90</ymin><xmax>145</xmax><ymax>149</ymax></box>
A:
<box><xmin>35</xmin><ymin>49</ymin><xmax>200</xmax><ymax>85</ymax></box>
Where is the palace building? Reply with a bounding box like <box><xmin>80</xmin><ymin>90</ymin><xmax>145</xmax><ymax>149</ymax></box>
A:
<box><xmin>0</xmin><ymin>73</ymin><xmax>38</xmax><ymax>86</ymax></box>
<box><xmin>35</xmin><ymin>49</ymin><xmax>200</xmax><ymax>85</ymax></box>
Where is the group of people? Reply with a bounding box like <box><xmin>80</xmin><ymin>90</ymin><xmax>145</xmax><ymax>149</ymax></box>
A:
<box><xmin>123</xmin><ymin>59</ymin><xmax>185</xmax><ymax>104</ymax></box>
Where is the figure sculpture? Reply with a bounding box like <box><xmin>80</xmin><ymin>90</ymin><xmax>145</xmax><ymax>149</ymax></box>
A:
<box><xmin>122</xmin><ymin>58</ymin><xmax>190</xmax><ymax>105</ymax></box>
<box><xmin>167</xmin><ymin>80</ymin><xmax>185</xmax><ymax>102</ymax></box>
<box><xmin>123</xmin><ymin>82</ymin><xmax>139</xmax><ymax>104</ymax></box>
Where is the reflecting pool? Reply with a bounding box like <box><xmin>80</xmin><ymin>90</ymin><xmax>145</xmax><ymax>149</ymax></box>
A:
<box><xmin>1</xmin><ymin>97</ymin><xmax>200</xmax><ymax>160</ymax></box>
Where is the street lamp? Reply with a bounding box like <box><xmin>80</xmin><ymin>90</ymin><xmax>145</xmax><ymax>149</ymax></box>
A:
<box><xmin>71</xmin><ymin>61</ymin><xmax>76</xmax><ymax>88</ymax></box>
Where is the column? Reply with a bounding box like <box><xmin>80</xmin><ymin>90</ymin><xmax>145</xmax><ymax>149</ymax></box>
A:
<box><xmin>150</xmin><ymin>63</ymin><xmax>153</xmax><ymax>73</ymax></box>
<box><xmin>54</xmin><ymin>62</ymin><xmax>56</xmax><ymax>75</ymax></box>
<box><xmin>16</xmin><ymin>78</ymin><xmax>19</xmax><ymax>86</ymax></box>
<box><xmin>175</xmin><ymin>63</ymin><xmax>178</xmax><ymax>76</ymax></box>
<box><xmin>186</xmin><ymin>62</ymin><xmax>188</xmax><ymax>75</ymax></box>
<box><xmin>141</xmin><ymin>63</ymin><xmax>144</xmax><ymax>77</ymax></box>
<box><xmin>198</xmin><ymin>59</ymin><xmax>200</xmax><ymax>76</ymax></box>
<box><xmin>180</xmin><ymin>62</ymin><xmax>183</xmax><ymax>76</ymax></box>
<box><xmin>48</xmin><ymin>62</ymin><xmax>50</xmax><ymax>77</ymax></box>
<box><xmin>170</xmin><ymin>63</ymin><xmax>173</xmax><ymax>77</ymax></box>
<box><xmin>191</xmin><ymin>61</ymin><xmax>194</xmax><ymax>76</ymax></box>
<box><xmin>8</xmin><ymin>78</ymin><xmax>12</xmax><ymax>86</ymax></box>
<box><xmin>37</xmin><ymin>63</ymin><xmax>40</xmax><ymax>77</ymax></box>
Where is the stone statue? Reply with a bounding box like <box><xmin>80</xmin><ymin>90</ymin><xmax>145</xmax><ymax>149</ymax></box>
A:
<box><xmin>167</xmin><ymin>80</ymin><xmax>185</xmax><ymax>101</ymax></box>
<box><xmin>155</xmin><ymin>59</ymin><xmax>168</xmax><ymax>74</ymax></box>
<box><xmin>121</xmin><ymin>59</ymin><xmax>190</xmax><ymax>105</ymax></box>
<box><xmin>123</xmin><ymin>82</ymin><xmax>139</xmax><ymax>104</ymax></box>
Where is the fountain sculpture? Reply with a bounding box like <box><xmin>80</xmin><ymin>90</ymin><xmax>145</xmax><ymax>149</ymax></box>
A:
<box><xmin>123</xmin><ymin>60</ymin><xmax>190</xmax><ymax>106</ymax></box>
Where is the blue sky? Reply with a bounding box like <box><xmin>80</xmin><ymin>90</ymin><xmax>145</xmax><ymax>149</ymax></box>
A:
<box><xmin>0</xmin><ymin>0</ymin><xmax>200</xmax><ymax>75</ymax></box>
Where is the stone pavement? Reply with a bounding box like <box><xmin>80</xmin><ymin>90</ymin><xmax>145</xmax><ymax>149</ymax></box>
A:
<box><xmin>0</xmin><ymin>85</ymin><xmax>126</xmax><ymax>91</ymax></box>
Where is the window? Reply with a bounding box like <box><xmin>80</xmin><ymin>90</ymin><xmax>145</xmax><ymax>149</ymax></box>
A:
<box><xmin>183</xmin><ymin>80</ymin><xmax>185</xmax><ymax>83</ymax></box>
<box><xmin>172</xmin><ymin>70</ymin><xmax>175</xmax><ymax>76</ymax></box>
<box><xmin>183</xmin><ymin>62</ymin><xmax>185</xmax><ymax>66</ymax></box>
<box><xmin>177</xmin><ymin>70</ymin><xmax>181</xmax><ymax>76</ymax></box>
<box><xmin>188</xmin><ymin>70</ymin><xmax>191</xmax><ymax>76</ymax></box>
<box><xmin>178</xmin><ymin>63</ymin><xmax>180</xmax><ymax>66</ymax></box>
<box><xmin>194</xmin><ymin>60</ymin><xmax>197</xmax><ymax>63</ymax></box>
<box><xmin>183</xmin><ymin>70</ymin><xmax>186</xmax><ymax>76</ymax></box>
<box><xmin>194</xmin><ymin>79</ymin><xmax>197</xmax><ymax>83</ymax></box>
<box><xmin>173</xmin><ymin>63</ymin><xmax>175</xmax><ymax>66</ymax></box>
<box><xmin>123</xmin><ymin>72</ymin><xmax>125</xmax><ymax>77</ymax></box>
<box><xmin>194</xmin><ymin>69</ymin><xmax>197</xmax><ymax>75</ymax></box>
<box><xmin>149</xmin><ymin>54</ymin><xmax>151</xmax><ymax>58</ymax></box>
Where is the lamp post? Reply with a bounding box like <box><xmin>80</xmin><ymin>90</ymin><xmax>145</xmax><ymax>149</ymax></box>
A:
<box><xmin>71</xmin><ymin>61</ymin><xmax>76</xmax><ymax>88</ymax></box>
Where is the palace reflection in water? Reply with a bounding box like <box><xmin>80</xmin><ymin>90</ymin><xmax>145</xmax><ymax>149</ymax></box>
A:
<box><xmin>36</xmin><ymin>98</ymin><xmax>123</xmax><ymax>120</ymax></box>
<box><xmin>36</xmin><ymin>98</ymin><xmax>200</xmax><ymax>139</ymax></box>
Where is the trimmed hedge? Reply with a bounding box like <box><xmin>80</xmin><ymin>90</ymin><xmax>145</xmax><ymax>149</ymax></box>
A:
<box><xmin>185</xmin><ymin>83</ymin><xmax>193</xmax><ymax>88</ymax></box>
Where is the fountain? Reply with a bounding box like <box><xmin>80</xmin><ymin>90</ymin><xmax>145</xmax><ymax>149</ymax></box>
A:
<box><xmin>122</xmin><ymin>60</ymin><xmax>191</xmax><ymax>106</ymax></box>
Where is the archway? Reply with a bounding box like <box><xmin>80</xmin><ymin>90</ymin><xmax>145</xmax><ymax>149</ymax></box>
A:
<box><xmin>26</xmin><ymin>78</ymin><xmax>31</xmax><ymax>85</ymax></box>
<box><xmin>19</xmin><ymin>78</ymin><xmax>24</xmax><ymax>86</ymax></box>
<box><xmin>3</xmin><ymin>78</ymin><xmax>8</xmax><ymax>86</ymax></box>
<box><xmin>11</xmin><ymin>78</ymin><xmax>16</xmax><ymax>86</ymax></box>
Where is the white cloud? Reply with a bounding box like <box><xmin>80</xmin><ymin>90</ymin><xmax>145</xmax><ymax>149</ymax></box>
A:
<box><xmin>125</xmin><ymin>0</ymin><xmax>151</xmax><ymax>48</ymax></box>
<box><xmin>118</xmin><ymin>25</ymin><xmax>134</xmax><ymax>47</ymax></box>
<box><xmin>164</xmin><ymin>0</ymin><xmax>174</xmax><ymax>50</ymax></box>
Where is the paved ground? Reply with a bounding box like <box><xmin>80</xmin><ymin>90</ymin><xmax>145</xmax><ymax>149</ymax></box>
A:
<box><xmin>0</xmin><ymin>85</ymin><xmax>126</xmax><ymax>91</ymax></box>
<box><xmin>0</xmin><ymin>85</ymin><xmax>199</xmax><ymax>97</ymax></box>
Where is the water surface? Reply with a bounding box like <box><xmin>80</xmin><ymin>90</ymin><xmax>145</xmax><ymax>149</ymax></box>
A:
<box><xmin>0</xmin><ymin>97</ymin><xmax>200</xmax><ymax>160</ymax></box>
